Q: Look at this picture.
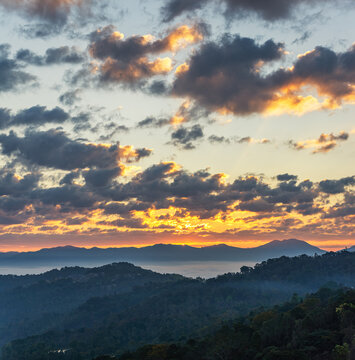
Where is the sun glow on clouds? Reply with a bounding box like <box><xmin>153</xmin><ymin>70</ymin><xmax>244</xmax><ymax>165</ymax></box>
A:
<box><xmin>290</xmin><ymin>131</ymin><xmax>350</xmax><ymax>154</ymax></box>
<box><xmin>0</xmin><ymin>2</ymin><xmax>354</xmax><ymax>253</ymax></box>
<box><xmin>89</xmin><ymin>24</ymin><xmax>204</xmax><ymax>84</ymax></box>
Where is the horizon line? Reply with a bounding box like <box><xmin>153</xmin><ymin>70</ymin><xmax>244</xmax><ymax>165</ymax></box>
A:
<box><xmin>0</xmin><ymin>238</ymin><xmax>338</xmax><ymax>254</ymax></box>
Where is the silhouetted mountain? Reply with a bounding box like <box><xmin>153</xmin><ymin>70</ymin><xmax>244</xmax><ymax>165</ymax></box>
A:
<box><xmin>1</xmin><ymin>251</ymin><xmax>354</xmax><ymax>360</ymax></box>
<box><xmin>0</xmin><ymin>239</ymin><xmax>325</xmax><ymax>269</ymax></box>
<box><xmin>347</xmin><ymin>245</ymin><xmax>355</xmax><ymax>252</ymax></box>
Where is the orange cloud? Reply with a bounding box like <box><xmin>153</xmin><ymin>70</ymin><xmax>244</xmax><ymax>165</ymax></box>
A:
<box><xmin>89</xmin><ymin>25</ymin><xmax>204</xmax><ymax>84</ymax></box>
<box><xmin>170</xmin><ymin>100</ymin><xmax>191</xmax><ymax>125</ymax></box>
<box><xmin>290</xmin><ymin>131</ymin><xmax>350</xmax><ymax>154</ymax></box>
<box><xmin>163</xmin><ymin>25</ymin><xmax>204</xmax><ymax>52</ymax></box>
<box><xmin>100</xmin><ymin>56</ymin><xmax>172</xmax><ymax>83</ymax></box>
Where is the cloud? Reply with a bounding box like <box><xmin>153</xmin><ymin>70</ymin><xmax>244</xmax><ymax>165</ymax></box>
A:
<box><xmin>172</xmin><ymin>36</ymin><xmax>355</xmax><ymax>117</ymax></box>
<box><xmin>0</xmin><ymin>169</ymin><xmax>39</xmax><ymax>196</ymax></box>
<box><xmin>16</xmin><ymin>46</ymin><xmax>86</xmax><ymax>66</ymax></box>
<box><xmin>207</xmin><ymin>135</ymin><xmax>271</xmax><ymax>145</ymax></box>
<box><xmin>0</xmin><ymin>129</ymin><xmax>151</xmax><ymax>170</ymax></box>
<box><xmin>172</xmin><ymin>35</ymin><xmax>285</xmax><ymax>115</ymax></box>
<box><xmin>83</xmin><ymin>167</ymin><xmax>123</xmax><ymax>187</ymax></box>
<box><xmin>137</xmin><ymin>116</ymin><xmax>170</xmax><ymax>129</ymax></box>
<box><xmin>161</xmin><ymin>0</ymin><xmax>208</xmax><ymax>22</ymax></box>
<box><xmin>0</xmin><ymin>44</ymin><xmax>36</xmax><ymax>93</ymax></box>
<box><xmin>170</xmin><ymin>124</ymin><xmax>204</xmax><ymax>149</ymax></box>
<box><xmin>208</xmin><ymin>135</ymin><xmax>231</xmax><ymax>144</ymax></box>
<box><xmin>237</xmin><ymin>137</ymin><xmax>270</xmax><ymax>144</ymax></box>
<box><xmin>59</xmin><ymin>89</ymin><xmax>82</xmax><ymax>106</ymax></box>
<box><xmin>0</xmin><ymin>106</ymin><xmax>70</xmax><ymax>129</ymax></box>
<box><xmin>277</xmin><ymin>174</ymin><xmax>298</xmax><ymax>181</ymax></box>
<box><xmin>319</xmin><ymin>176</ymin><xmax>355</xmax><ymax>194</ymax></box>
<box><xmin>0</xmin><ymin>158</ymin><xmax>353</xmax><ymax>239</ymax></box>
<box><xmin>32</xmin><ymin>184</ymin><xmax>99</xmax><ymax>209</ymax></box>
<box><xmin>0</xmin><ymin>0</ymin><xmax>90</xmax><ymax>25</ymax></box>
<box><xmin>323</xmin><ymin>193</ymin><xmax>355</xmax><ymax>218</ymax></box>
<box><xmin>88</xmin><ymin>24</ymin><xmax>204</xmax><ymax>85</ymax></box>
<box><xmin>289</xmin><ymin>131</ymin><xmax>350</xmax><ymax>153</ymax></box>
<box><xmin>161</xmin><ymin>0</ymin><xmax>337</xmax><ymax>22</ymax></box>
<box><xmin>146</xmin><ymin>80</ymin><xmax>169</xmax><ymax>95</ymax></box>
<box><xmin>137</xmin><ymin>100</ymin><xmax>211</xmax><ymax>129</ymax></box>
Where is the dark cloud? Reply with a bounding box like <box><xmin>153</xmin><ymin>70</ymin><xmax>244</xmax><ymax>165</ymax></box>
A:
<box><xmin>59</xmin><ymin>89</ymin><xmax>82</xmax><ymax>106</ymax></box>
<box><xmin>83</xmin><ymin>167</ymin><xmax>123</xmax><ymax>188</ymax></box>
<box><xmin>292</xmin><ymin>31</ymin><xmax>311</xmax><ymax>45</ymax></box>
<box><xmin>0</xmin><ymin>169</ymin><xmax>39</xmax><ymax>196</ymax></box>
<box><xmin>0</xmin><ymin>44</ymin><xmax>36</xmax><ymax>93</ymax></box>
<box><xmin>319</xmin><ymin>177</ymin><xmax>355</xmax><ymax>194</ymax></box>
<box><xmin>237</xmin><ymin>198</ymin><xmax>276</xmax><ymax>212</ymax></box>
<box><xmin>208</xmin><ymin>135</ymin><xmax>271</xmax><ymax>145</ymax></box>
<box><xmin>0</xmin><ymin>129</ymin><xmax>153</xmax><ymax>171</ymax></box>
<box><xmin>161</xmin><ymin>0</ymin><xmax>207</xmax><ymax>22</ymax></box>
<box><xmin>98</xmin><ymin>123</ymin><xmax>130</xmax><ymax>141</ymax></box>
<box><xmin>323</xmin><ymin>193</ymin><xmax>355</xmax><ymax>218</ymax></box>
<box><xmin>277</xmin><ymin>174</ymin><xmax>298</xmax><ymax>181</ymax></box>
<box><xmin>208</xmin><ymin>135</ymin><xmax>231</xmax><ymax>144</ymax></box>
<box><xmin>0</xmin><ymin>129</ymin><xmax>120</xmax><ymax>170</ymax></box>
<box><xmin>173</xmin><ymin>36</ymin><xmax>355</xmax><ymax>116</ymax></box>
<box><xmin>0</xmin><ymin>106</ymin><xmax>70</xmax><ymax>130</ymax></box>
<box><xmin>13</xmin><ymin>106</ymin><xmax>68</xmax><ymax>128</ymax></box>
<box><xmin>32</xmin><ymin>184</ymin><xmax>99</xmax><ymax>209</ymax></box>
<box><xmin>71</xmin><ymin>112</ymin><xmax>92</xmax><ymax>132</ymax></box>
<box><xmin>161</xmin><ymin>0</ymin><xmax>336</xmax><ymax>22</ymax></box>
<box><xmin>99</xmin><ymin>217</ymin><xmax>149</xmax><ymax>229</ymax></box>
<box><xmin>172</xmin><ymin>35</ymin><xmax>285</xmax><ymax>116</ymax></box>
<box><xmin>16</xmin><ymin>46</ymin><xmax>86</xmax><ymax>66</ymax></box>
<box><xmin>146</xmin><ymin>80</ymin><xmax>169</xmax><ymax>95</ymax></box>
<box><xmin>138</xmin><ymin>162</ymin><xmax>180</xmax><ymax>182</ymax></box>
<box><xmin>170</xmin><ymin>124</ymin><xmax>204</xmax><ymax>149</ymax></box>
<box><xmin>137</xmin><ymin>116</ymin><xmax>170</xmax><ymax>128</ymax></box>
<box><xmin>59</xmin><ymin>171</ymin><xmax>79</xmax><ymax>186</ymax></box>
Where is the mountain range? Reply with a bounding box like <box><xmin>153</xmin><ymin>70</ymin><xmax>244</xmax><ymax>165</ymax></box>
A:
<box><xmin>0</xmin><ymin>239</ymin><xmax>327</xmax><ymax>269</ymax></box>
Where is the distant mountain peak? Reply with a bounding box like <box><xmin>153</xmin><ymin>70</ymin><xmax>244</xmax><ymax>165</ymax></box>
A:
<box><xmin>206</xmin><ymin>244</ymin><xmax>232</xmax><ymax>249</ymax></box>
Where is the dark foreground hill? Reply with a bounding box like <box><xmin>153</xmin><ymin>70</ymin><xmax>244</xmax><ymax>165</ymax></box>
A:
<box><xmin>113</xmin><ymin>287</ymin><xmax>355</xmax><ymax>360</ymax></box>
<box><xmin>1</xmin><ymin>251</ymin><xmax>354</xmax><ymax>360</ymax></box>
<box><xmin>0</xmin><ymin>239</ymin><xmax>325</xmax><ymax>269</ymax></box>
<box><xmin>0</xmin><ymin>263</ymin><xmax>182</xmax><ymax>347</ymax></box>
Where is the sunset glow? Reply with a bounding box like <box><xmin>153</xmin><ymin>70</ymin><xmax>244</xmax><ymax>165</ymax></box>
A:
<box><xmin>0</xmin><ymin>0</ymin><xmax>353</xmax><ymax>253</ymax></box>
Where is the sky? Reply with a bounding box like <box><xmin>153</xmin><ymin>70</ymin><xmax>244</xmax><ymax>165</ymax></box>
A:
<box><xmin>0</xmin><ymin>0</ymin><xmax>354</xmax><ymax>252</ymax></box>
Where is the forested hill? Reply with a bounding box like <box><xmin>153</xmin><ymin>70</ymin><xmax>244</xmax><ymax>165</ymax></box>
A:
<box><xmin>209</xmin><ymin>251</ymin><xmax>355</xmax><ymax>286</ymax></box>
<box><xmin>0</xmin><ymin>261</ymin><xmax>182</xmax><ymax>292</ymax></box>
<box><xmin>0</xmin><ymin>263</ymin><xmax>183</xmax><ymax>347</ymax></box>
<box><xmin>114</xmin><ymin>287</ymin><xmax>355</xmax><ymax>360</ymax></box>
<box><xmin>1</xmin><ymin>251</ymin><xmax>354</xmax><ymax>360</ymax></box>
